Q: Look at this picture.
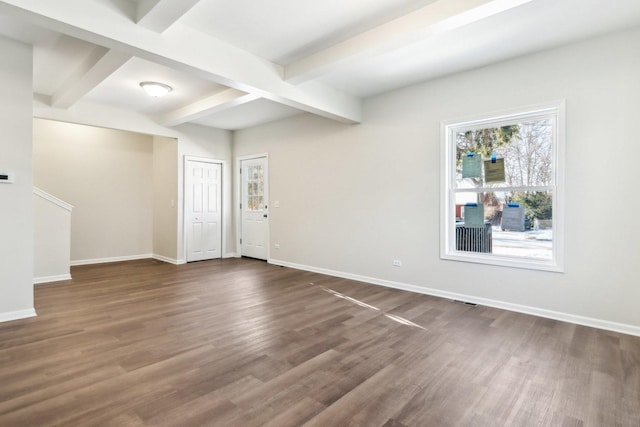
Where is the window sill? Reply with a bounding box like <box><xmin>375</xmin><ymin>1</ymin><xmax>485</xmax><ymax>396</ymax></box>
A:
<box><xmin>441</xmin><ymin>251</ymin><xmax>564</xmax><ymax>273</ymax></box>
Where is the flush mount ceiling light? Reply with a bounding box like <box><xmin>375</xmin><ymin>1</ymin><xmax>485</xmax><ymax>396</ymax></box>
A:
<box><xmin>139</xmin><ymin>81</ymin><xmax>172</xmax><ymax>97</ymax></box>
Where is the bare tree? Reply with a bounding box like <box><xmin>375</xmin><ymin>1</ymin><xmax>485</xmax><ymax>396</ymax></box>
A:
<box><xmin>455</xmin><ymin>119</ymin><xmax>554</xmax><ymax>222</ymax></box>
<box><xmin>500</xmin><ymin>119</ymin><xmax>554</xmax><ymax>221</ymax></box>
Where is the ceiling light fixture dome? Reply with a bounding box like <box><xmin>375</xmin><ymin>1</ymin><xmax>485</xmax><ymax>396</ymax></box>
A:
<box><xmin>139</xmin><ymin>81</ymin><xmax>172</xmax><ymax>97</ymax></box>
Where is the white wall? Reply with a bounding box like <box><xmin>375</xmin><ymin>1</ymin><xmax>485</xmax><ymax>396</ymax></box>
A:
<box><xmin>33</xmin><ymin>119</ymin><xmax>154</xmax><ymax>263</ymax></box>
<box><xmin>33</xmin><ymin>190</ymin><xmax>72</xmax><ymax>282</ymax></box>
<box><xmin>234</xmin><ymin>28</ymin><xmax>640</xmax><ymax>332</ymax></box>
<box><xmin>0</xmin><ymin>37</ymin><xmax>35</xmax><ymax>321</ymax></box>
<box><xmin>153</xmin><ymin>136</ymin><xmax>179</xmax><ymax>262</ymax></box>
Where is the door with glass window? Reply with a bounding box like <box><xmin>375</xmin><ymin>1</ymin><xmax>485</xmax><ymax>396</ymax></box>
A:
<box><xmin>240</xmin><ymin>157</ymin><xmax>268</xmax><ymax>260</ymax></box>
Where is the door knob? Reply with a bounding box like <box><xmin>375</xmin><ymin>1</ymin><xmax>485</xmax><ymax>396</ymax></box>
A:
<box><xmin>263</xmin><ymin>214</ymin><xmax>268</xmax><ymax>218</ymax></box>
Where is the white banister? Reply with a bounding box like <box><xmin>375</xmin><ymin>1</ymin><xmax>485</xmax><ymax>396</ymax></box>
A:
<box><xmin>33</xmin><ymin>187</ymin><xmax>74</xmax><ymax>211</ymax></box>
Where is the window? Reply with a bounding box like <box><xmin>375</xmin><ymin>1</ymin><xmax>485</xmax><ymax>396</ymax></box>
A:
<box><xmin>441</xmin><ymin>101</ymin><xmax>565</xmax><ymax>272</ymax></box>
<box><xmin>246</xmin><ymin>164</ymin><xmax>265</xmax><ymax>211</ymax></box>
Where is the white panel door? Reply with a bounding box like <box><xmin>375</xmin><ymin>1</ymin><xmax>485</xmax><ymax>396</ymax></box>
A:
<box><xmin>186</xmin><ymin>160</ymin><xmax>222</xmax><ymax>262</ymax></box>
<box><xmin>240</xmin><ymin>157</ymin><xmax>268</xmax><ymax>260</ymax></box>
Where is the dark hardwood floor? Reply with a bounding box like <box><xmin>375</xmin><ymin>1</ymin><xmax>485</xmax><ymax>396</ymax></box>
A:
<box><xmin>0</xmin><ymin>258</ymin><xmax>638</xmax><ymax>426</ymax></box>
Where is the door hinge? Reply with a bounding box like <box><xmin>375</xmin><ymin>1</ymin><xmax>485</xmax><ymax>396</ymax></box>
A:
<box><xmin>240</xmin><ymin>238</ymin><xmax>242</xmax><ymax>244</ymax></box>
<box><xmin>240</xmin><ymin>203</ymin><xmax>242</xmax><ymax>209</ymax></box>
<box><xmin>240</xmin><ymin>168</ymin><xmax>242</xmax><ymax>174</ymax></box>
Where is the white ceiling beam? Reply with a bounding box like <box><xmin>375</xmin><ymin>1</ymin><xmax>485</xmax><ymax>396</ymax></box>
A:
<box><xmin>0</xmin><ymin>0</ymin><xmax>361</xmax><ymax>123</ymax></box>
<box><xmin>285</xmin><ymin>0</ymin><xmax>535</xmax><ymax>84</ymax></box>
<box><xmin>51</xmin><ymin>47</ymin><xmax>131</xmax><ymax>108</ymax></box>
<box><xmin>33</xmin><ymin>97</ymin><xmax>185</xmax><ymax>139</ymax></box>
<box><xmin>158</xmin><ymin>88</ymin><xmax>260</xmax><ymax>127</ymax></box>
<box><xmin>136</xmin><ymin>0</ymin><xmax>201</xmax><ymax>33</ymax></box>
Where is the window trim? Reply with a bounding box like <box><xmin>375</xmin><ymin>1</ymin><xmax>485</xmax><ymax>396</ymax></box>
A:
<box><xmin>440</xmin><ymin>100</ymin><xmax>565</xmax><ymax>272</ymax></box>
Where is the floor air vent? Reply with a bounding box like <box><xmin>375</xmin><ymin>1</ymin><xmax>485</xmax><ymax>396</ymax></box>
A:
<box><xmin>452</xmin><ymin>299</ymin><xmax>478</xmax><ymax>307</ymax></box>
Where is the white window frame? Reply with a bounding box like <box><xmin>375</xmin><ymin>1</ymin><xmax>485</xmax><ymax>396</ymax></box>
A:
<box><xmin>440</xmin><ymin>101</ymin><xmax>565</xmax><ymax>272</ymax></box>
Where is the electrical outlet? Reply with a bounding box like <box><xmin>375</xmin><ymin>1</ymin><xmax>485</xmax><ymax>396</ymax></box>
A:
<box><xmin>274</xmin><ymin>244</ymin><xmax>280</xmax><ymax>249</ymax></box>
<box><xmin>393</xmin><ymin>260</ymin><xmax>402</xmax><ymax>267</ymax></box>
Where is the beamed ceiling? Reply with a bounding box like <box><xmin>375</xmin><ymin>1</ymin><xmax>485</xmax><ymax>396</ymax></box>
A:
<box><xmin>1</xmin><ymin>0</ymin><xmax>639</xmax><ymax>131</ymax></box>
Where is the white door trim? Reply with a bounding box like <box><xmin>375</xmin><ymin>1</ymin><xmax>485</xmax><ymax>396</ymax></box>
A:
<box><xmin>235</xmin><ymin>153</ymin><xmax>269</xmax><ymax>260</ymax></box>
<box><xmin>183</xmin><ymin>155</ymin><xmax>226</xmax><ymax>262</ymax></box>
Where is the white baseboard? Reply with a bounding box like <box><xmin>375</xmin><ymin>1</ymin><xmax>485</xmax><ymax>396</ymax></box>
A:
<box><xmin>71</xmin><ymin>254</ymin><xmax>153</xmax><ymax>266</ymax></box>
<box><xmin>268</xmin><ymin>259</ymin><xmax>640</xmax><ymax>337</ymax></box>
<box><xmin>0</xmin><ymin>308</ymin><xmax>37</xmax><ymax>323</ymax></box>
<box><xmin>175</xmin><ymin>254</ymin><xmax>235</xmax><ymax>264</ymax></box>
<box><xmin>152</xmin><ymin>254</ymin><xmax>181</xmax><ymax>265</ymax></box>
<box><xmin>34</xmin><ymin>274</ymin><xmax>72</xmax><ymax>285</ymax></box>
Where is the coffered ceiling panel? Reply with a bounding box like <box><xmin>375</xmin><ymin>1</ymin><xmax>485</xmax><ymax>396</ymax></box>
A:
<box><xmin>0</xmin><ymin>0</ymin><xmax>638</xmax><ymax>132</ymax></box>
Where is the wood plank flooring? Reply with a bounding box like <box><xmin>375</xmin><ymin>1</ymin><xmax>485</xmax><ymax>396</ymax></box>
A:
<box><xmin>0</xmin><ymin>258</ymin><xmax>639</xmax><ymax>426</ymax></box>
